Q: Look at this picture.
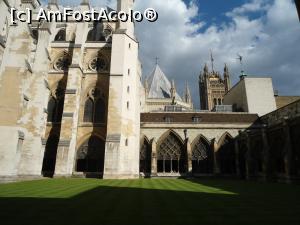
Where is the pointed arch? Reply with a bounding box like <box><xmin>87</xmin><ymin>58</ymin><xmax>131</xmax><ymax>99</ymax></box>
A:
<box><xmin>83</xmin><ymin>98</ymin><xmax>94</xmax><ymax>122</ymax></box>
<box><xmin>217</xmin><ymin>132</ymin><xmax>236</xmax><ymax>174</ymax></box>
<box><xmin>191</xmin><ymin>135</ymin><xmax>213</xmax><ymax>174</ymax></box>
<box><xmin>86</xmin><ymin>22</ymin><xmax>105</xmax><ymax>42</ymax></box>
<box><xmin>217</xmin><ymin>132</ymin><xmax>233</xmax><ymax>148</ymax></box>
<box><xmin>140</xmin><ymin>136</ymin><xmax>152</xmax><ymax>174</ymax></box>
<box><xmin>47</xmin><ymin>97</ymin><xmax>57</xmax><ymax>122</ymax></box>
<box><xmin>76</xmin><ymin>135</ymin><xmax>105</xmax><ymax>174</ymax></box>
<box><xmin>54</xmin><ymin>29</ymin><xmax>66</xmax><ymax>41</ymax></box>
<box><xmin>157</xmin><ymin>130</ymin><xmax>187</xmax><ymax>174</ymax></box>
<box><xmin>157</xmin><ymin>130</ymin><xmax>184</xmax><ymax>147</ymax></box>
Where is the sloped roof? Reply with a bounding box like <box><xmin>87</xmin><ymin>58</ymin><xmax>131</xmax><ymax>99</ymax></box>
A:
<box><xmin>146</xmin><ymin>65</ymin><xmax>182</xmax><ymax>100</ymax></box>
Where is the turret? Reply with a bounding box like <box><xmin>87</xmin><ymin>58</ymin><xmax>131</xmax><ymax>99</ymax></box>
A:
<box><xmin>80</xmin><ymin>0</ymin><xmax>90</xmax><ymax>10</ymax></box>
<box><xmin>117</xmin><ymin>0</ymin><xmax>135</xmax><ymax>37</ymax></box>
<box><xmin>48</xmin><ymin>0</ymin><xmax>59</xmax><ymax>10</ymax></box>
<box><xmin>223</xmin><ymin>63</ymin><xmax>231</xmax><ymax>92</ymax></box>
<box><xmin>144</xmin><ymin>79</ymin><xmax>149</xmax><ymax>97</ymax></box>
<box><xmin>170</xmin><ymin>80</ymin><xmax>176</xmax><ymax>105</ymax></box>
<box><xmin>184</xmin><ymin>82</ymin><xmax>192</xmax><ymax>104</ymax></box>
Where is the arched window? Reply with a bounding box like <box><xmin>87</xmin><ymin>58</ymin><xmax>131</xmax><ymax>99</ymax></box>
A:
<box><xmin>54</xmin><ymin>29</ymin><xmax>66</xmax><ymax>41</ymax></box>
<box><xmin>157</xmin><ymin>132</ymin><xmax>186</xmax><ymax>174</ymax></box>
<box><xmin>54</xmin><ymin>56</ymin><xmax>70</xmax><ymax>71</ymax></box>
<box><xmin>47</xmin><ymin>97</ymin><xmax>57</xmax><ymax>122</ymax></box>
<box><xmin>86</xmin><ymin>22</ymin><xmax>105</xmax><ymax>42</ymax></box>
<box><xmin>83</xmin><ymin>98</ymin><xmax>94</xmax><ymax>122</ymax></box>
<box><xmin>213</xmin><ymin>98</ymin><xmax>217</xmax><ymax>106</ymax></box>
<box><xmin>94</xmin><ymin>98</ymin><xmax>105</xmax><ymax>123</ymax></box>
<box><xmin>192</xmin><ymin>136</ymin><xmax>213</xmax><ymax>174</ymax></box>
<box><xmin>218</xmin><ymin>98</ymin><xmax>222</xmax><ymax>105</ymax></box>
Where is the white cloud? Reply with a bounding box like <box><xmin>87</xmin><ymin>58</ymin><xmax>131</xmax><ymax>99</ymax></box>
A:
<box><xmin>135</xmin><ymin>0</ymin><xmax>300</xmax><ymax>108</ymax></box>
<box><xmin>44</xmin><ymin>0</ymin><xmax>300</xmax><ymax>108</ymax></box>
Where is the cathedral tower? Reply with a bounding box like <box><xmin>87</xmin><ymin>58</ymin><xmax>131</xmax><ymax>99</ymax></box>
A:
<box><xmin>199</xmin><ymin>63</ymin><xmax>231</xmax><ymax>111</ymax></box>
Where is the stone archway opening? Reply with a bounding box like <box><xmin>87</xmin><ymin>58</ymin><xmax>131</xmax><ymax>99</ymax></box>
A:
<box><xmin>157</xmin><ymin>132</ymin><xmax>187</xmax><ymax>175</ymax></box>
<box><xmin>192</xmin><ymin>136</ymin><xmax>213</xmax><ymax>175</ymax></box>
<box><xmin>140</xmin><ymin>137</ymin><xmax>151</xmax><ymax>176</ymax></box>
<box><xmin>75</xmin><ymin>136</ymin><xmax>105</xmax><ymax>178</ymax></box>
<box><xmin>42</xmin><ymin>135</ymin><xmax>59</xmax><ymax>178</ymax></box>
<box><xmin>217</xmin><ymin>135</ymin><xmax>236</xmax><ymax>175</ymax></box>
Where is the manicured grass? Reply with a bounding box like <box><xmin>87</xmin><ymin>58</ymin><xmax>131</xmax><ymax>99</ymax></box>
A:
<box><xmin>0</xmin><ymin>178</ymin><xmax>300</xmax><ymax>225</ymax></box>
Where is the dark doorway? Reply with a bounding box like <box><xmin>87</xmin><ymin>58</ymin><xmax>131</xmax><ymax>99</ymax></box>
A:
<box><xmin>192</xmin><ymin>136</ymin><xmax>213</xmax><ymax>174</ymax></box>
<box><xmin>76</xmin><ymin>136</ymin><xmax>105</xmax><ymax>176</ymax></box>
<box><xmin>140</xmin><ymin>138</ymin><xmax>151</xmax><ymax>175</ymax></box>
<box><xmin>217</xmin><ymin>135</ymin><xmax>236</xmax><ymax>175</ymax></box>
<box><xmin>42</xmin><ymin>135</ymin><xmax>59</xmax><ymax>177</ymax></box>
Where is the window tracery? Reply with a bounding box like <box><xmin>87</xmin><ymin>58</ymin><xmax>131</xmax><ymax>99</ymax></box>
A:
<box><xmin>54</xmin><ymin>55</ymin><xmax>70</xmax><ymax>71</ymax></box>
<box><xmin>89</xmin><ymin>57</ymin><xmax>108</xmax><ymax>72</ymax></box>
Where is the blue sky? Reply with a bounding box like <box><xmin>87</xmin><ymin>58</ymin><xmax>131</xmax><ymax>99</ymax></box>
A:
<box><xmin>43</xmin><ymin>0</ymin><xmax>300</xmax><ymax>109</ymax></box>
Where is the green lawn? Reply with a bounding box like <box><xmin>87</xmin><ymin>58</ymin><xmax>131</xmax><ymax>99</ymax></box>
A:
<box><xmin>0</xmin><ymin>178</ymin><xmax>300</xmax><ymax>225</ymax></box>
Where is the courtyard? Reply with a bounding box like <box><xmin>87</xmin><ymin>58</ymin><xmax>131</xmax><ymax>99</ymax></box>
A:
<box><xmin>0</xmin><ymin>178</ymin><xmax>300</xmax><ymax>225</ymax></box>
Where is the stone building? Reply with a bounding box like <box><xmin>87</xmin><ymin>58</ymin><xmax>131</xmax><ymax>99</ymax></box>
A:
<box><xmin>199</xmin><ymin>63</ymin><xmax>231</xmax><ymax>111</ymax></box>
<box><xmin>142</xmin><ymin>64</ymin><xmax>193</xmax><ymax>112</ymax></box>
<box><xmin>0</xmin><ymin>0</ymin><xmax>141</xmax><ymax>180</ymax></box>
<box><xmin>0</xmin><ymin>0</ymin><xmax>299</xmax><ymax>182</ymax></box>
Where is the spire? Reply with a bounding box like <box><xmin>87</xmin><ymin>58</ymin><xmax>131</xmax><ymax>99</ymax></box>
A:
<box><xmin>184</xmin><ymin>82</ymin><xmax>192</xmax><ymax>104</ymax></box>
<box><xmin>210</xmin><ymin>50</ymin><xmax>214</xmax><ymax>72</ymax></box>
<box><xmin>203</xmin><ymin>63</ymin><xmax>209</xmax><ymax>77</ymax></box>
<box><xmin>224</xmin><ymin>63</ymin><xmax>229</xmax><ymax>77</ymax></box>
<box><xmin>80</xmin><ymin>0</ymin><xmax>90</xmax><ymax>10</ymax></box>
<box><xmin>48</xmin><ymin>0</ymin><xmax>59</xmax><ymax>10</ymax></box>
<box><xmin>144</xmin><ymin>79</ymin><xmax>149</xmax><ymax>97</ymax></box>
<box><xmin>81</xmin><ymin>0</ymin><xmax>90</xmax><ymax>5</ymax></box>
<box><xmin>170</xmin><ymin>80</ymin><xmax>176</xmax><ymax>105</ymax></box>
<box><xmin>223</xmin><ymin>63</ymin><xmax>231</xmax><ymax>92</ymax></box>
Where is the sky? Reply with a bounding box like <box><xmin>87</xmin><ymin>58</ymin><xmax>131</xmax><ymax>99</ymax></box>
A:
<box><xmin>42</xmin><ymin>0</ymin><xmax>300</xmax><ymax>109</ymax></box>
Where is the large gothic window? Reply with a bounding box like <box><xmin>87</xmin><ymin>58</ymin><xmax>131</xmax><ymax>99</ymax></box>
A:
<box><xmin>76</xmin><ymin>136</ymin><xmax>105</xmax><ymax>173</ymax></box>
<box><xmin>47</xmin><ymin>87</ymin><xmax>65</xmax><ymax>123</ymax></box>
<box><xmin>192</xmin><ymin>136</ymin><xmax>213</xmax><ymax>174</ymax></box>
<box><xmin>140</xmin><ymin>138</ymin><xmax>151</xmax><ymax>174</ymax></box>
<box><xmin>54</xmin><ymin>29</ymin><xmax>66</xmax><ymax>41</ymax></box>
<box><xmin>54</xmin><ymin>56</ymin><xmax>70</xmax><ymax>71</ymax></box>
<box><xmin>83</xmin><ymin>89</ymin><xmax>106</xmax><ymax>123</ymax></box>
<box><xmin>87</xmin><ymin>22</ymin><xmax>105</xmax><ymax>42</ymax></box>
<box><xmin>42</xmin><ymin>135</ymin><xmax>59</xmax><ymax>177</ymax></box>
<box><xmin>217</xmin><ymin>134</ymin><xmax>236</xmax><ymax>174</ymax></box>
<box><xmin>83</xmin><ymin>98</ymin><xmax>94</xmax><ymax>122</ymax></box>
<box><xmin>157</xmin><ymin>132</ymin><xmax>186</xmax><ymax>173</ymax></box>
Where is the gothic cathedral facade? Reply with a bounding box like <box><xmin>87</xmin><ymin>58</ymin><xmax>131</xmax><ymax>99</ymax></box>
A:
<box><xmin>0</xmin><ymin>0</ymin><xmax>141</xmax><ymax>179</ymax></box>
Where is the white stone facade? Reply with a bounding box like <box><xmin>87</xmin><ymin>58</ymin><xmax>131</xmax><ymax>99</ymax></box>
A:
<box><xmin>0</xmin><ymin>0</ymin><xmax>141</xmax><ymax>179</ymax></box>
<box><xmin>224</xmin><ymin>76</ymin><xmax>277</xmax><ymax>116</ymax></box>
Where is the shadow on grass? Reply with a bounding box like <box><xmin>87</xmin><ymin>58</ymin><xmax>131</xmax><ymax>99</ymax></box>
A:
<box><xmin>1</xmin><ymin>179</ymin><xmax>300</xmax><ymax>225</ymax></box>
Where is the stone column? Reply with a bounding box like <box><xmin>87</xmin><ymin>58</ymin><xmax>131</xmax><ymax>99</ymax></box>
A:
<box><xmin>186</xmin><ymin>139</ymin><xmax>193</xmax><ymax>174</ymax></box>
<box><xmin>283</xmin><ymin>119</ymin><xmax>294</xmax><ymax>180</ymax></box>
<box><xmin>212</xmin><ymin>138</ymin><xmax>220</xmax><ymax>175</ymax></box>
<box><xmin>234</xmin><ymin>138</ymin><xmax>241</xmax><ymax>177</ymax></box>
<box><xmin>55</xmin><ymin>46</ymin><xmax>84</xmax><ymax>177</ymax></box>
<box><xmin>244</xmin><ymin>132</ymin><xmax>252</xmax><ymax>179</ymax></box>
<box><xmin>261</xmin><ymin>126</ymin><xmax>271</xmax><ymax>180</ymax></box>
<box><xmin>151</xmin><ymin>138</ymin><xmax>157</xmax><ymax>176</ymax></box>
